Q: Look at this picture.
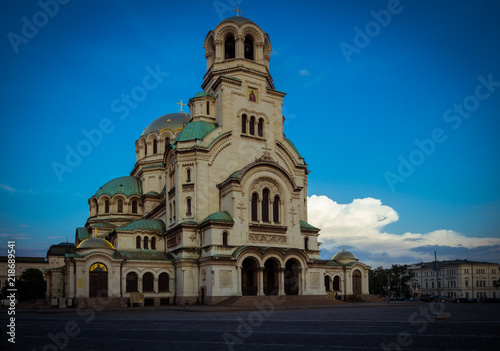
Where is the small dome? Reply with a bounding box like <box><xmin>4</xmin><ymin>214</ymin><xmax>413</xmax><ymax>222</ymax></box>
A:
<box><xmin>77</xmin><ymin>237</ymin><xmax>115</xmax><ymax>250</ymax></box>
<box><xmin>94</xmin><ymin>176</ymin><xmax>142</xmax><ymax>198</ymax></box>
<box><xmin>220</xmin><ymin>16</ymin><xmax>255</xmax><ymax>26</ymax></box>
<box><xmin>142</xmin><ymin>112</ymin><xmax>190</xmax><ymax>136</ymax></box>
<box><xmin>332</xmin><ymin>246</ymin><xmax>358</xmax><ymax>262</ymax></box>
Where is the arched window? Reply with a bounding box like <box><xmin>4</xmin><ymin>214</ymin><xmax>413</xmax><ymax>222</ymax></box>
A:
<box><xmin>251</xmin><ymin>193</ymin><xmax>259</xmax><ymax>222</ymax></box>
<box><xmin>144</xmin><ymin>142</ymin><xmax>148</xmax><ymax>156</ymax></box>
<box><xmin>273</xmin><ymin>195</ymin><xmax>280</xmax><ymax>223</ymax></box>
<box><xmin>136</xmin><ymin>236</ymin><xmax>141</xmax><ymax>249</ymax></box>
<box><xmin>333</xmin><ymin>276</ymin><xmax>340</xmax><ymax>291</ymax></box>
<box><xmin>151</xmin><ymin>237</ymin><xmax>156</xmax><ymax>250</ymax></box>
<box><xmin>142</xmin><ymin>272</ymin><xmax>154</xmax><ymax>292</ymax></box>
<box><xmin>169</xmin><ymin>203</ymin><xmax>172</xmax><ymax>221</ymax></box>
<box><xmin>105</xmin><ymin>200</ymin><xmax>110</xmax><ymax>214</ymax></box>
<box><xmin>165</xmin><ymin>137</ymin><xmax>170</xmax><ymax>151</ymax></box>
<box><xmin>242</xmin><ymin>114</ymin><xmax>247</xmax><ymax>134</ymax></box>
<box><xmin>144</xmin><ymin>236</ymin><xmax>149</xmax><ymax>250</ymax></box>
<box><xmin>159</xmin><ymin>273</ymin><xmax>169</xmax><ymax>292</ymax></box>
<box><xmin>126</xmin><ymin>272</ymin><xmax>138</xmax><ymax>292</ymax></box>
<box><xmin>132</xmin><ymin>200</ymin><xmax>138</xmax><ymax>214</ymax></box>
<box><xmin>173</xmin><ymin>201</ymin><xmax>176</xmax><ymax>221</ymax></box>
<box><xmin>244</xmin><ymin>36</ymin><xmax>254</xmax><ymax>60</ymax></box>
<box><xmin>186</xmin><ymin>169</ymin><xmax>191</xmax><ymax>182</ymax></box>
<box><xmin>258</xmin><ymin>118</ymin><xmax>264</xmax><ymax>137</ymax></box>
<box><xmin>186</xmin><ymin>198</ymin><xmax>192</xmax><ymax>216</ymax></box>
<box><xmin>153</xmin><ymin>139</ymin><xmax>158</xmax><ymax>154</ymax></box>
<box><xmin>262</xmin><ymin>188</ymin><xmax>270</xmax><ymax>222</ymax></box>
<box><xmin>117</xmin><ymin>199</ymin><xmax>123</xmax><ymax>213</ymax></box>
<box><xmin>249</xmin><ymin>116</ymin><xmax>255</xmax><ymax>135</ymax></box>
<box><xmin>222</xmin><ymin>232</ymin><xmax>229</xmax><ymax>246</ymax></box>
<box><xmin>206</xmin><ymin>101</ymin><xmax>210</xmax><ymax>115</ymax></box>
<box><xmin>225</xmin><ymin>35</ymin><xmax>235</xmax><ymax>59</ymax></box>
<box><xmin>304</xmin><ymin>237</ymin><xmax>309</xmax><ymax>251</ymax></box>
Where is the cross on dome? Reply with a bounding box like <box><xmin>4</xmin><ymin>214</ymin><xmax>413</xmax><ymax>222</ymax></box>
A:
<box><xmin>177</xmin><ymin>99</ymin><xmax>186</xmax><ymax>113</ymax></box>
<box><xmin>234</xmin><ymin>4</ymin><xmax>242</xmax><ymax>17</ymax></box>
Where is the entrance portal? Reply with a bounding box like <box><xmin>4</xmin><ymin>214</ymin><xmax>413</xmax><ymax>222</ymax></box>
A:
<box><xmin>89</xmin><ymin>263</ymin><xmax>108</xmax><ymax>298</ymax></box>
<box><xmin>284</xmin><ymin>259</ymin><xmax>300</xmax><ymax>295</ymax></box>
<box><xmin>353</xmin><ymin>270</ymin><xmax>362</xmax><ymax>295</ymax></box>
<box><xmin>264</xmin><ymin>258</ymin><xmax>279</xmax><ymax>295</ymax></box>
<box><xmin>241</xmin><ymin>257</ymin><xmax>258</xmax><ymax>295</ymax></box>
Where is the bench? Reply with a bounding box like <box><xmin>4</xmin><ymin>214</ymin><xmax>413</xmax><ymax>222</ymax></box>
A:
<box><xmin>129</xmin><ymin>292</ymin><xmax>145</xmax><ymax>307</ymax></box>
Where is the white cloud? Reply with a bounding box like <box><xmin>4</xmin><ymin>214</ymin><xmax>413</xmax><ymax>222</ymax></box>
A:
<box><xmin>298</xmin><ymin>69</ymin><xmax>310</xmax><ymax>76</ymax></box>
<box><xmin>308</xmin><ymin>195</ymin><xmax>500</xmax><ymax>266</ymax></box>
<box><xmin>0</xmin><ymin>184</ymin><xmax>16</xmax><ymax>193</ymax></box>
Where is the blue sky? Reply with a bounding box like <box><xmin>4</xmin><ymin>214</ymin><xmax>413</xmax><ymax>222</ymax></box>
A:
<box><xmin>1</xmin><ymin>0</ymin><xmax>499</xmax><ymax>267</ymax></box>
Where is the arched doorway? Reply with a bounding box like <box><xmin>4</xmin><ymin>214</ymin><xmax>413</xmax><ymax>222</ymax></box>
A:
<box><xmin>285</xmin><ymin>259</ymin><xmax>300</xmax><ymax>295</ymax></box>
<box><xmin>241</xmin><ymin>257</ymin><xmax>258</xmax><ymax>295</ymax></box>
<box><xmin>352</xmin><ymin>270</ymin><xmax>362</xmax><ymax>295</ymax></box>
<box><xmin>333</xmin><ymin>276</ymin><xmax>341</xmax><ymax>291</ymax></box>
<box><xmin>89</xmin><ymin>263</ymin><xmax>108</xmax><ymax>298</ymax></box>
<box><xmin>324</xmin><ymin>275</ymin><xmax>331</xmax><ymax>292</ymax></box>
<box><xmin>264</xmin><ymin>258</ymin><xmax>279</xmax><ymax>295</ymax></box>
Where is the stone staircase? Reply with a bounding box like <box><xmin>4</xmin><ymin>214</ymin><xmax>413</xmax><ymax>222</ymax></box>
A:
<box><xmin>218</xmin><ymin>295</ymin><xmax>345</xmax><ymax>307</ymax></box>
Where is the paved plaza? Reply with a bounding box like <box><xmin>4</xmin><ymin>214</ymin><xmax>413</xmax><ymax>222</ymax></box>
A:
<box><xmin>2</xmin><ymin>302</ymin><xmax>500</xmax><ymax>350</ymax></box>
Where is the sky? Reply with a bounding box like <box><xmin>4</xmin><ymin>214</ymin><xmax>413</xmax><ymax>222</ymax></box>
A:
<box><xmin>1</xmin><ymin>0</ymin><xmax>499</xmax><ymax>268</ymax></box>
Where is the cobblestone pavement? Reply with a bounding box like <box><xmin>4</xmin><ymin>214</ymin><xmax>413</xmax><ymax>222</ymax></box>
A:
<box><xmin>2</xmin><ymin>302</ymin><xmax>499</xmax><ymax>350</ymax></box>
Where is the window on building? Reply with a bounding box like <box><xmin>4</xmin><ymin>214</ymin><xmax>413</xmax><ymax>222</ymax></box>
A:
<box><xmin>304</xmin><ymin>237</ymin><xmax>309</xmax><ymax>251</ymax></box>
<box><xmin>142</xmin><ymin>272</ymin><xmax>154</xmax><ymax>292</ymax></box>
<box><xmin>186</xmin><ymin>169</ymin><xmax>191</xmax><ymax>182</ymax></box>
<box><xmin>465</xmin><ymin>280</ymin><xmax>469</xmax><ymax>287</ymax></box>
<box><xmin>144</xmin><ymin>236</ymin><xmax>149</xmax><ymax>250</ymax></box>
<box><xmin>117</xmin><ymin>199</ymin><xmax>123</xmax><ymax>213</ymax></box>
<box><xmin>258</xmin><ymin>118</ymin><xmax>264</xmax><ymax>137</ymax></box>
<box><xmin>173</xmin><ymin>201</ymin><xmax>176</xmax><ymax>221</ymax></box>
<box><xmin>132</xmin><ymin>200</ymin><xmax>138</xmax><ymax>214</ymax></box>
<box><xmin>273</xmin><ymin>195</ymin><xmax>280</xmax><ymax>223</ymax></box>
<box><xmin>251</xmin><ymin>193</ymin><xmax>258</xmax><ymax>222</ymax></box>
<box><xmin>105</xmin><ymin>200</ymin><xmax>110</xmax><ymax>214</ymax></box>
<box><xmin>153</xmin><ymin>139</ymin><xmax>158</xmax><ymax>154</ymax></box>
<box><xmin>225</xmin><ymin>35</ymin><xmax>235</xmax><ymax>59</ymax></box>
<box><xmin>145</xmin><ymin>142</ymin><xmax>148</xmax><ymax>156</ymax></box>
<box><xmin>186</xmin><ymin>198</ymin><xmax>192</xmax><ymax>216</ymax></box>
<box><xmin>249</xmin><ymin>116</ymin><xmax>255</xmax><ymax>135</ymax></box>
<box><xmin>165</xmin><ymin>137</ymin><xmax>170</xmax><ymax>151</ymax></box>
<box><xmin>126</xmin><ymin>272</ymin><xmax>138</xmax><ymax>292</ymax></box>
<box><xmin>136</xmin><ymin>236</ymin><xmax>141</xmax><ymax>249</ymax></box>
<box><xmin>222</xmin><ymin>232</ymin><xmax>229</xmax><ymax>246</ymax></box>
<box><xmin>242</xmin><ymin>114</ymin><xmax>247</xmax><ymax>134</ymax></box>
<box><xmin>244</xmin><ymin>36</ymin><xmax>254</xmax><ymax>60</ymax></box>
<box><xmin>159</xmin><ymin>273</ymin><xmax>169</xmax><ymax>292</ymax></box>
<box><xmin>151</xmin><ymin>237</ymin><xmax>156</xmax><ymax>250</ymax></box>
<box><xmin>206</xmin><ymin>101</ymin><xmax>210</xmax><ymax>115</ymax></box>
<box><xmin>262</xmin><ymin>188</ymin><xmax>270</xmax><ymax>222</ymax></box>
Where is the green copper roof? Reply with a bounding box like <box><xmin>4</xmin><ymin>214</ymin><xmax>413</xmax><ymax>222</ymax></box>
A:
<box><xmin>94</xmin><ymin>176</ymin><xmax>142</xmax><ymax>198</ymax></box>
<box><xmin>113</xmin><ymin>250</ymin><xmax>174</xmax><ymax>261</ymax></box>
<box><xmin>201</xmin><ymin>211</ymin><xmax>234</xmax><ymax>225</ymax></box>
<box><xmin>299</xmin><ymin>220</ymin><xmax>320</xmax><ymax>231</ymax></box>
<box><xmin>175</xmin><ymin>121</ymin><xmax>217</xmax><ymax>143</ymax></box>
<box><xmin>91</xmin><ymin>222</ymin><xmax>116</xmax><ymax>229</ymax></box>
<box><xmin>142</xmin><ymin>112</ymin><xmax>190</xmax><ymax>136</ymax></box>
<box><xmin>193</xmin><ymin>92</ymin><xmax>215</xmax><ymax>99</ymax></box>
<box><xmin>284</xmin><ymin>138</ymin><xmax>302</xmax><ymax>158</ymax></box>
<box><xmin>143</xmin><ymin>163</ymin><xmax>164</xmax><ymax>169</ymax></box>
<box><xmin>117</xmin><ymin>219</ymin><xmax>165</xmax><ymax>233</ymax></box>
<box><xmin>76</xmin><ymin>227</ymin><xmax>90</xmax><ymax>240</ymax></box>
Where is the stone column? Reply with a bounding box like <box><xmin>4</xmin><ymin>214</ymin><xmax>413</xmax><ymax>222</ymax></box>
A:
<box><xmin>257</xmin><ymin>268</ymin><xmax>264</xmax><ymax>296</ymax></box>
<box><xmin>299</xmin><ymin>268</ymin><xmax>304</xmax><ymax>295</ymax></box>
<box><xmin>236</xmin><ymin>34</ymin><xmax>244</xmax><ymax>59</ymax></box>
<box><xmin>237</xmin><ymin>266</ymin><xmax>242</xmax><ymax>295</ymax></box>
<box><xmin>214</xmin><ymin>40</ymin><xmax>223</xmax><ymax>63</ymax></box>
<box><xmin>279</xmin><ymin>268</ymin><xmax>285</xmax><ymax>295</ymax></box>
<box><xmin>256</xmin><ymin>41</ymin><xmax>264</xmax><ymax>64</ymax></box>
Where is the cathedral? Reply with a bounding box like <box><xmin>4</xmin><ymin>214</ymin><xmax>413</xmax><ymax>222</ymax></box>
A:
<box><xmin>45</xmin><ymin>14</ymin><xmax>370</xmax><ymax>306</ymax></box>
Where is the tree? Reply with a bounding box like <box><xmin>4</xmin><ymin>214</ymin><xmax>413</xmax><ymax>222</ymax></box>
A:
<box><xmin>369</xmin><ymin>265</ymin><xmax>414</xmax><ymax>298</ymax></box>
<box><xmin>369</xmin><ymin>266</ymin><xmax>388</xmax><ymax>295</ymax></box>
<box><xmin>17</xmin><ymin>268</ymin><xmax>46</xmax><ymax>302</ymax></box>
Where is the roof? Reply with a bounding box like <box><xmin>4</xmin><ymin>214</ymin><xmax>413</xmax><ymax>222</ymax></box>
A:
<box><xmin>284</xmin><ymin>138</ymin><xmax>302</xmax><ymax>158</ymax></box>
<box><xmin>193</xmin><ymin>92</ymin><xmax>215</xmax><ymax>99</ymax></box>
<box><xmin>332</xmin><ymin>247</ymin><xmax>358</xmax><ymax>262</ymax></box>
<box><xmin>201</xmin><ymin>211</ymin><xmax>234</xmax><ymax>225</ymax></box>
<box><xmin>299</xmin><ymin>220</ymin><xmax>319</xmax><ymax>231</ymax></box>
<box><xmin>47</xmin><ymin>242</ymin><xmax>76</xmax><ymax>257</ymax></box>
<box><xmin>76</xmin><ymin>227</ymin><xmax>90</xmax><ymax>241</ymax></box>
<box><xmin>175</xmin><ymin>121</ymin><xmax>217</xmax><ymax>143</ymax></box>
<box><xmin>113</xmin><ymin>250</ymin><xmax>174</xmax><ymax>261</ymax></box>
<box><xmin>220</xmin><ymin>16</ymin><xmax>255</xmax><ymax>26</ymax></box>
<box><xmin>142</xmin><ymin>112</ymin><xmax>190</xmax><ymax>136</ymax></box>
<box><xmin>116</xmin><ymin>219</ymin><xmax>165</xmax><ymax>233</ymax></box>
<box><xmin>410</xmin><ymin>259</ymin><xmax>500</xmax><ymax>270</ymax></box>
<box><xmin>76</xmin><ymin>238</ymin><xmax>115</xmax><ymax>250</ymax></box>
<box><xmin>94</xmin><ymin>176</ymin><xmax>142</xmax><ymax>198</ymax></box>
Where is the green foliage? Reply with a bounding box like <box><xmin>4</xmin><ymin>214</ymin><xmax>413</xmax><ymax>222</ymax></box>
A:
<box><xmin>17</xmin><ymin>268</ymin><xmax>46</xmax><ymax>302</ymax></box>
<box><xmin>369</xmin><ymin>264</ymin><xmax>414</xmax><ymax>298</ymax></box>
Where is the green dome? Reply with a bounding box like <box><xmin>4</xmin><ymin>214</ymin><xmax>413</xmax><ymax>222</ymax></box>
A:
<box><xmin>76</xmin><ymin>237</ymin><xmax>115</xmax><ymax>250</ymax></box>
<box><xmin>220</xmin><ymin>16</ymin><xmax>255</xmax><ymax>26</ymax></box>
<box><xmin>142</xmin><ymin>112</ymin><xmax>190</xmax><ymax>136</ymax></box>
<box><xmin>332</xmin><ymin>247</ymin><xmax>358</xmax><ymax>262</ymax></box>
<box><xmin>94</xmin><ymin>176</ymin><xmax>142</xmax><ymax>198</ymax></box>
<box><xmin>175</xmin><ymin>121</ymin><xmax>217</xmax><ymax>143</ymax></box>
